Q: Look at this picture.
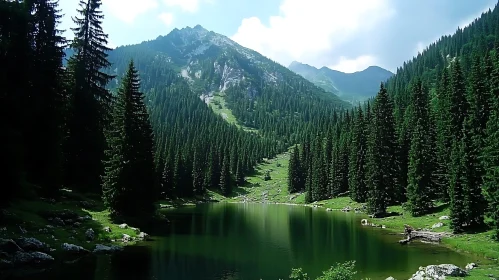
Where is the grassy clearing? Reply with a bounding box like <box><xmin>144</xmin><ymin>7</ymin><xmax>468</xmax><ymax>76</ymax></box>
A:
<box><xmin>0</xmin><ymin>189</ymin><xmax>143</xmax><ymax>252</ymax></box>
<box><xmin>207</xmin><ymin>92</ymin><xmax>258</xmax><ymax>133</ymax></box>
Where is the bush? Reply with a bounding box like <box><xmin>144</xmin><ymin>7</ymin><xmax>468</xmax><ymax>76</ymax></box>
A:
<box><xmin>290</xmin><ymin>261</ymin><xmax>358</xmax><ymax>280</ymax></box>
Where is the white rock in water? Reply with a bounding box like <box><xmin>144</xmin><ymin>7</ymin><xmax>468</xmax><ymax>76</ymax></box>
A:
<box><xmin>119</xmin><ymin>223</ymin><xmax>128</xmax><ymax>229</ymax></box>
<box><xmin>385</xmin><ymin>277</ymin><xmax>397</xmax><ymax>280</ymax></box>
<box><xmin>326</xmin><ymin>208</ymin><xmax>332</xmax><ymax>211</ymax></box>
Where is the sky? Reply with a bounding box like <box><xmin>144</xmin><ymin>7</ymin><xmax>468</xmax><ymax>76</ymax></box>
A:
<box><xmin>59</xmin><ymin>0</ymin><xmax>497</xmax><ymax>73</ymax></box>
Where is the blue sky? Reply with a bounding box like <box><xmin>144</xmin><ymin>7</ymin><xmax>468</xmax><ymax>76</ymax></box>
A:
<box><xmin>59</xmin><ymin>0</ymin><xmax>497</xmax><ymax>73</ymax></box>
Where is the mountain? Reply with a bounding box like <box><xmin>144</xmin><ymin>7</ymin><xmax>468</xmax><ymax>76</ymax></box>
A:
<box><xmin>107</xmin><ymin>25</ymin><xmax>348</xmax><ymax>107</ymax></box>
<box><xmin>288</xmin><ymin>61</ymin><xmax>394</xmax><ymax>103</ymax></box>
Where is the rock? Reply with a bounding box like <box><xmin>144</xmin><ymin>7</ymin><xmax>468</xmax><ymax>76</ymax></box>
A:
<box><xmin>138</xmin><ymin>232</ymin><xmax>151</xmax><ymax>241</ymax></box>
<box><xmin>61</xmin><ymin>243</ymin><xmax>90</xmax><ymax>255</ymax></box>
<box><xmin>15</xmin><ymin>237</ymin><xmax>49</xmax><ymax>253</ymax></box>
<box><xmin>73</xmin><ymin>222</ymin><xmax>81</xmax><ymax>228</ymax></box>
<box><xmin>326</xmin><ymin>208</ymin><xmax>332</xmax><ymax>211</ymax></box>
<box><xmin>341</xmin><ymin>206</ymin><xmax>352</xmax><ymax>212</ymax></box>
<box><xmin>361</xmin><ymin>219</ymin><xmax>369</xmax><ymax>226</ymax></box>
<box><xmin>118</xmin><ymin>223</ymin><xmax>128</xmax><ymax>229</ymax></box>
<box><xmin>0</xmin><ymin>258</ymin><xmax>13</xmax><ymax>269</ymax></box>
<box><xmin>13</xmin><ymin>251</ymin><xmax>54</xmax><ymax>265</ymax></box>
<box><xmin>431</xmin><ymin>222</ymin><xmax>444</xmax><ymax>229</ymax></box>
<box><xmin>439</xmin><ymin>216</ymin><xmax>450</xmax><ymax>220</ymax></box>
<box><xmin>93</xmin><ymin>244</ymin><xmax>123</xmax><ymax>254</ymax></box>
<box><xmin>85</xmin><ymin>228</ymin><xmax>95</xmax><ymax>241</ymax></box>
<box><xmin>409</xmin><ymin>264</ymin><xmax>467</xmax><ymax>280</ymax></box>
<box><xmin>386</xmin><ymin>277</ymin><xmax>396</xmax><ymax>280</ymax></box>
<box><xmin>0</xmin><ymin>238</ymin><xmax>24</xmax><ymax>254</ymax></box>
<box><xmin>52</xmin><ymin>217</ymin><xmax>65</xmax><ymax>226</ymax></box>
<box><xmin>122</xmin><ymin>234</ymin><xmax>131</xmax><ymax>243</ymax></box>
<box><xmin>465</xmin><ymin>263</ymin><xmax>477</xmax><ymax>270</ymax></box>
<box><xmin>103</xmin><ymin>226</ymin><xmax>112</xmax><ymax>233</ymax></box>
<box><xmin>130</xmin><ymin>227</ymin><xmax>140</xmax><ymax>233</ymax></box>
<box><xmin>77</xmin><ymin>215</ymin><xmax>92</xmax><ymax>222</ymax></box>
<box><xmin>382</xmin><ymin>225</ymin><xmax>387</xmax><ymax>229</ymax></box>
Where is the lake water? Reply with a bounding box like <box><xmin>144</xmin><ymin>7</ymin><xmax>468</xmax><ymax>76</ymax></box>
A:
<box><xmin>11</xmin><ymin>203</ymin><xmax>479</xmax><ymax>280</ymax></box>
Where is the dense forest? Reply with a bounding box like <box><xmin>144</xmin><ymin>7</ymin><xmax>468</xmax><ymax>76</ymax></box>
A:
<box><xmin>0</xmin><ymin>0</ymin><xmax>347</xmax><ymax>218</ymax></box>
<box><xmin>288</xmin><ymin>5</ymin><xmax>499</xmax><ymax>238</ymax></box>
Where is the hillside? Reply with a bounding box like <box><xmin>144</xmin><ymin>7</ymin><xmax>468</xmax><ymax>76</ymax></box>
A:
<box><xmin>288</xmin><ymin>61</ymin><xmax>394</xmax><ymax>103</ymax></box>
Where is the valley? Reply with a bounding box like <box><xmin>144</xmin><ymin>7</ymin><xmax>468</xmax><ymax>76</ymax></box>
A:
<box><xmin>2</xmin><ymin>0</ymin><xmax>499</xmax><ymax>280</ymax></box>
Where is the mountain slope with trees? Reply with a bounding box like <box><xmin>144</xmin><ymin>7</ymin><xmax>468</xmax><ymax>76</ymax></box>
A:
<box><xmin>288</xmin><ymin>3</ymin><xmax>499</xmax><ymax>239</ymax></box>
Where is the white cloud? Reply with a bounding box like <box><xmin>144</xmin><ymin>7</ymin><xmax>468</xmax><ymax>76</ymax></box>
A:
<box><xmin>158</xmin><ymin>12</ymin><xmax>174</xmax><ymax>26</ymax></box>
<box><xmin>163</xmin><ymin>0</ymin><xmax>212</xmax><ymax>13</ymax></box>
<box><xmin>231</xmin><ymin>0</ymin><xmax>396</xmax><ymax>69</ymax></box>
<box><xmin>103</xmin><ymin>0</ymin><xmax>159</xmax><ymax>24</ymax></box>
<box><xmin>329</xmin><ymin>55</ymin><xmax>378</xmax><ymax>73</ymax></box>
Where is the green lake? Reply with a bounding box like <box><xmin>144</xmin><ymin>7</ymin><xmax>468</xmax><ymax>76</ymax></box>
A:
<box><xmin>14</xmin><ymin>203</ymin><xmax>480</xmax><ymax>280</ymax></box>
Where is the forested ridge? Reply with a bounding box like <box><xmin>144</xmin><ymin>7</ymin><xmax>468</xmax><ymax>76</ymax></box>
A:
<box><xmin>0</xmin><ymin>0</ymin><xmax>348</xmax><ymax>218</ymax></box>
<box><xmin>288</xmin><ymin>4</ymin><xmax>499</xmax><ymax>238</ymax></box>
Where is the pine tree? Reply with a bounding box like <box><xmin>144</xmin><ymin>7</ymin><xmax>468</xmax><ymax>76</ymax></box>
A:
<box><xmin>366</xmin><ymin>83</ymin><xmax>397</xmax><ymax>217</ymax></box>
<box><xmin>449</xmin><ymin>141</ymin><xmax>466</xmax><ymax>233</ymax></box>
<box><xmin>288</xmin><ymin>146</ymin><xmax>302</xmax><ymax>193</ymax></box>
<box><xmin>349</xmin><ymin>105</ymin><xmax>367</xmax><ymax>202</ymax></box>
<box><xmin>435</xmin><ymin>68</ymin><xmax>452</xmax><ymax>201</ymax></box>
<box><xmin>65</xmin><ymin>0</ymin><xmax>114</xmax><ymax>192</ymax></box>
<box><xmin>220</xmin><ymin>155</ymin><xmax>232</xmax><ymax>196</ymax></box>
<box><xmin>482</xmin><ymin>97</ymin><xmax>499</xmax><ymax>239</ymax></box>
<box><xmin>235</xmin><ymin>159</ymin><xmax>244</xmax><ymax>186</ymax></box>
<box><xmin>192</xmin><ymin>148</ymin><xmax>205</xmax><ymax>195</ymax></box>
<box><xmin>406</xmin><ymin>80</ymin><xmax>434</xmax><ymax>216</ymax></box>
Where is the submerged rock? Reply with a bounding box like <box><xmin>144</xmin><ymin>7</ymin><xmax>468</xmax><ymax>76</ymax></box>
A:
<box><xmin>93</xmin><ymin>244</ymin><xmax>123</xmax><ymax>254</ymax></box>
<box><xmin>61</xmin><ymin>243</ymin><xmax>90</xmax><ymax>255</ymax></box>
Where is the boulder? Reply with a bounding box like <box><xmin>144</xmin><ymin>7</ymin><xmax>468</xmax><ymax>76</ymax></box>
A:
<box><xmin>439</xmin><ymin>216</ymin><xmax>450</xmax><ymax>220</ymax></box>
<box><xmin>130</xmin><ymin>227</ymin><xmax>140</xmax><ymax>233</ymax></box>
<box><xmin>409</xmin><ymin>264</ymin><xmax>467</xmax><ymax>280</ymax></box>
<box><xmin>103</xmin><ymin>226</ymin><xmax>112</xmax><ymax>233</ymax></box>
<box><xmin>341</xmin><ymin>206</ymin><xmax>352</xmax><ymax>212</ymax></box>
<box><xmin>15</xmin><ymin>237</ymin><xmax>49</xmax><ymax>253</ymax></box>
<box><xmin>118</xmin><ymin>223</ymin><xmax>128</xmax><ymax>229</ymax></box>
<box><xmin>138</xmin><ymin>232</ymin><xmax>151</xmax><ymax>241</ymax></box>
<box><xmin>77</xmin><ymin>215</ymin><xmax>92</xmax><ymax>222</ymax></box>
<box><xmin>61</xmin><ymin>243</ymin><xmax>90</xmax><ymax>255</ymax></box>
<box><xmin>431</xmin><ymin>222</ymin><xmax>444</xmax><ymax>229</ymax></box>
<box><xmin>12</xmin><ymin>251</ymin><xmax>54</xmax><ymax>265</ymax></box>
<box><xmin>0</xmin><ymin>238</ymin><xmax>23</xmax><ymax>254</ymax></box>
<box><xmin>93</xmin><ymin>244</ymin><xmax>123</xmax><ymax>254</ymax></box>
<box><xmin>361</xmin><ymin>219</ymin><xmax>369</xmax><ymax>226</ymax></box>
<box><xmin>326</xmin><ymin>208</ymin><xmax>332</xmax><ymax>212</ymax></box>
<box><xmin>122</xmin><ymin>234</ymin><xmax>131</xmax><ymax>243</ymax></box>
<box><xmin>85</xmin><ymin>228</ymin><xmax>95</xmax><ymax>241</ymax></box>
<box><xmin>465</xmin><ymin>263</ymin><xmax>477</xmax><ymax>270</ymax></box>
<box><xmin>386</xmin><ymin>277</ymin><xmax>396</xmax><ymax>280</ymax></box>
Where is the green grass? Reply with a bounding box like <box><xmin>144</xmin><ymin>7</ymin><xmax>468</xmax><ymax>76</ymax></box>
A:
<box><xmin>0</xmin><ymin>189</ymin><xmax>143</xmax><ymax>252</ymax></box>
<box><xmin>207</xmin><ymin>92</ymin><xmax>258</xmax><ymax>133</ymax></box>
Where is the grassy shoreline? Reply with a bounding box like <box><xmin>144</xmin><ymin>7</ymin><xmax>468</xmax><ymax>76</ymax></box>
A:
<box><xmin>163</xmin><ymin>151</ymin><xmax>499</xmax><ymax>279</ymax></box>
